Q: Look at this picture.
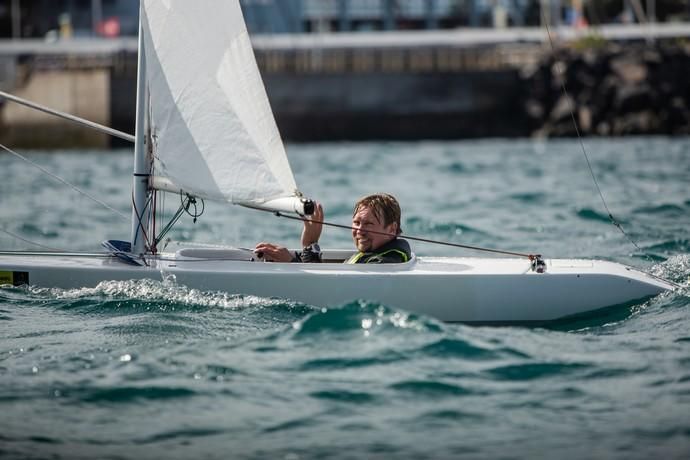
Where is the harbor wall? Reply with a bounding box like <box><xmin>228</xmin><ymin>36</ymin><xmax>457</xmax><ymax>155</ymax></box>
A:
<box><xmin>265</xmin><ymin>70</ymin><xmax>527</xmax><ymax>141</ymax></box>
<box><xmin>1</xmin><ymin>36</ymin><xmax>690</xmax><ymax>148</ymax></box>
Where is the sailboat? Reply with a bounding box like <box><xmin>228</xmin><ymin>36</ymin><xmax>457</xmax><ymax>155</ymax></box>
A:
<box><xmin>0</xmin><ymin>1</ymin><xmax>675</xmax><ymax>323</ymax></box>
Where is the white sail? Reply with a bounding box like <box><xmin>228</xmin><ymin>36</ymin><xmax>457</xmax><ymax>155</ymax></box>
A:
<box><xmin>141</xmin><ymin>0</ymin><xmax>298</xmax><ymax>205</ymax></box>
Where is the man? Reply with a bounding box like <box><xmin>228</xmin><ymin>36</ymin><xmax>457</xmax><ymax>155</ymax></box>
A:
<box><xmin>254</xmin><ymin>193</ymin><xmax>411</xmax><ymax>264</ymax></box>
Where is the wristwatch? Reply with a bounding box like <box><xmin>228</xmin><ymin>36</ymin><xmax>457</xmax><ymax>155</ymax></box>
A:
<box><xmin>303</xmin><ymin>242</ymin><xmax>321</xmax><ymax>255</ymax></box>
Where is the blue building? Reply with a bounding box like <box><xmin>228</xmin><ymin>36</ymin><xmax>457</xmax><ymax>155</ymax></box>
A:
<box><xmin>1</xmin><ymin>1</ymin><xmax>681</xmax><ymax>39</ymax></box>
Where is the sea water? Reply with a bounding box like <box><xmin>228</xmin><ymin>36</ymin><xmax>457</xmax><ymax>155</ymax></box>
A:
<box><xmin>0</xmin><ymin>138</ymin><xmax>689</xmax><ymax>459</ymax></box>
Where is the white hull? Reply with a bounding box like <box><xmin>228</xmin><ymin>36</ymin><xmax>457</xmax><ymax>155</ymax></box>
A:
<box><xmin>0</xmin><ymin>247</ymin><xmax>673</xmax><ymax>323</ymax></box>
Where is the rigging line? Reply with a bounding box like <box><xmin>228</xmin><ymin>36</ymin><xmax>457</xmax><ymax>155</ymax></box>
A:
<box><xmin>0</xmin><ymin>227</ymin><xmax>66</xmax><ymax>252</ymax></box>
<box><xmin>154</xmin><ymin>194</ymin><xmax>204</xmax><ymax>246</ymax></box>
<box><xmin>0</xmin><ymin>143</ymin><xmax>129</xmax><ymax>221</ymax></box>
<box><xmin>540</xmin><ymin>18</ymin><xmax>648</xmax><ymax>257</ymax></box>
<box><xmin>273</xmin><ymin>212</ymin><xmax>539</xmax><ymax>259</ymax></box>
<box><xmin>155</xmin><ymin>201</ymin><xmax>187</xmax><ymax>245</ymax></box>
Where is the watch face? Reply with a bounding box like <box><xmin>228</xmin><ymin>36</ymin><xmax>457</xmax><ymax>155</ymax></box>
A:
<box><xmin>308</xmin><ymin>243</ymin><xmax>320</xmax><ymax>253</ymax></box>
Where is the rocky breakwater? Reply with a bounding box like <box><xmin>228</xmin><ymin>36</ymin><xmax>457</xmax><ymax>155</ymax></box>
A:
<box><xmin>522</xmin><ymin>41</ymin><xmax>690</xmax><ymax>137</ymax></box>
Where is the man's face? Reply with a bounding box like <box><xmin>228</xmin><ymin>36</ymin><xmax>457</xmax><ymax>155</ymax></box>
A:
<box><xmin>351</xmin><ymin>205</ymin><xmax>397</xmax><ymax>252</ymax></box>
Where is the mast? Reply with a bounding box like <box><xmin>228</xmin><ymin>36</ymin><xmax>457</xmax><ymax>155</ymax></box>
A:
<box><xmin>130</xmin><ymin>3</ymin><xmax>151</xmax><ymax>256</ymax></box>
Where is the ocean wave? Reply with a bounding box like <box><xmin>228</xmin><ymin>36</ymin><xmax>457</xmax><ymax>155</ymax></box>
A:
<box><xmin>417</xmin><ymin>409</ymin><xmax>485</xmax><ymax>421</ymax></box>
<box><xmin>643</xmin><ymin>239</ymin><xmax>690</xmax><ymax>257</ymax></box>
<box><xmin>290</xmin><ymin>301</ymin><xmax>443</xmax><ymax>338</ymax></box>
<box><xmin>440</xmin><ymin>161</ymin><xmax>468</xmax><ymax>174</ymax></box>
<box><xmin>419</xmin><ymin>337</ymin><xmax>504</xmax><ymax>360</ymax></box>
<box><xmin>575</xmin><ymin>208</ymin><xmax>613</xmax><ymax>223</ymax></box>
<box><xmin>309</xmin><ymin>389</ymin><xmax>377</xmax><ymax>404</ymax></box>
<box><xmin>388</xmin><ymin>380</ymin><xmax>474</xmax><ymax>397</ymax></box>
<box><xmin>633</xmin><ymin>203</ymin><xmax>686</xmax><ymax>216</ymax></box>
<box><xmin>485</xmin><ymin>362</ymin><xmax>590</xmax><ymax>381</ymax></box>
<box><xmin>79</xmin><ymin>385</ymin><xmax>197</xmax><ymax>403</ymax></box>
<box><xmin>299</xmin><ymin>352</ymin><xmax>407</xmax><ymax>371</ymax></box>
<box><xmin>134</xmin><ymin>428</ymin><xmax>226</xmax><ymax>444</ymax></box>
<box><xmin>262</xmin><ymin>417</ymin><xmax>319</xmax><ymax>434</ymax></box>
<box><xmin>404</xmin><ymin>216</ymin><xmax>495</xmax><ymax>238</ymax></box>
<box><xmin>17</xmin><ymin>222</ymin><xmax>59</xmax><ymax>239</ymax></box>
<box><xmin>652</xmin><ymin>254</ymin><xmax>690</xmax><ymax>286</ymax></box>
<box><xmin>508</xmin><ymin>192</ymin><xmax>547</xmax><ymax>204</ymax></box>
<box><xmin>285</xmin><ymin>302</ymin><xmax>454</xmax><ymax>372</ymax></box>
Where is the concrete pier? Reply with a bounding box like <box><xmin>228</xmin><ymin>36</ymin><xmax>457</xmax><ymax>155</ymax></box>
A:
<box><xmin>0</xmin><ymin>39</ymin><xmax>136</xmax><ymax>148</ymax></box>
<box><xmin>2</xmin><ymin>68</ymin><xmax>111</xmax><ymax>148</ymax></box>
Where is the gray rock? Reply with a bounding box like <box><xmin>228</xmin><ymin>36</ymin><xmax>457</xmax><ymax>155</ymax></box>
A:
<box><xmin>610</xmin><ymin>55</ymin><xmax>648</xmax><ymax>84</ymax></box>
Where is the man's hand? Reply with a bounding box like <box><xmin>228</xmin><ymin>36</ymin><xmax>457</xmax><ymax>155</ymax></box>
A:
<box><xmin>254</xmin><ymin>242</ymin><xmax>293</xmax><ymax>262</ymax></box>
<box><xmin>301</xmin><ymin>202</ymin><xmax>324</xmax><ymax>247</ymax></box>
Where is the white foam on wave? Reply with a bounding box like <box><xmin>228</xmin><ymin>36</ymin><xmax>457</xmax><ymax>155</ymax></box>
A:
<box><xmin>652</xmin><ymin>254</ymin><xmax>690</xmax><ymax>288</ymax></box>
<box><xmin>26</xmin><ymin>276</ymin><xmax>289</xmax><ymax>310</ymax></box>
